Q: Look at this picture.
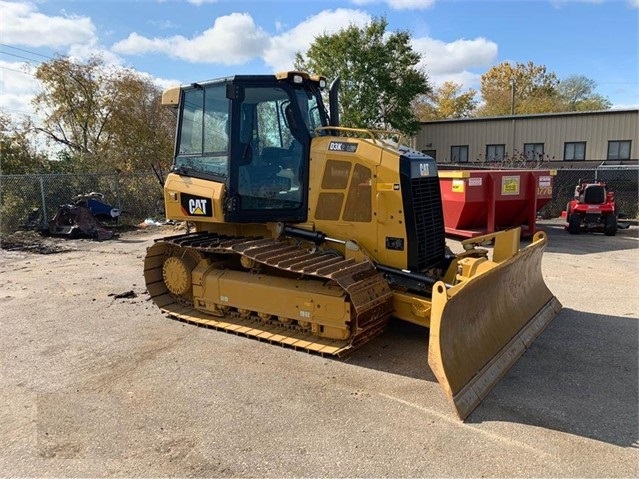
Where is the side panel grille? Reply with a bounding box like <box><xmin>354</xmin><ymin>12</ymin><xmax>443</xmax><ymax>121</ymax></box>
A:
<box><xmin>407</xmin><ymin>176</ymin><xmax>446</xmax><ymax>270</ymax></box>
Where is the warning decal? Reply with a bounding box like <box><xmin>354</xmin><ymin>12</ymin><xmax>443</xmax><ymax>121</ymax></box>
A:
<box><xmin>452</xmin><ymin>179</ymin><xmax>465</xmax><ymax>193</ymax></box>
<box><xmin>501</xmin><ymin>176</ymin><xmax>520</xmax><ymax>195</ymax></box>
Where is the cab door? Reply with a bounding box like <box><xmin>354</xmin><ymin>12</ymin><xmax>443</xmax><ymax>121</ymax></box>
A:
<box><xmin>226</xmin><ymin>82</ymin><xmax>309</xmax><ymax>223</ymax></box>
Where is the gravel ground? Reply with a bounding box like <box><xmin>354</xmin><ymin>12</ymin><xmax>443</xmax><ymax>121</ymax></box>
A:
<box><xmin>0</xmin><ymin>219</ymin><xmax>637</xmax><ymax>478</ymax></box>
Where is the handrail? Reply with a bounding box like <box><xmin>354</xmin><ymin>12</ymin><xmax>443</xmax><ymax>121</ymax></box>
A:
<box><xmin>315</xmin><ymin>126</ymin><xmax>405</xmax><ymax>147</ymax></box>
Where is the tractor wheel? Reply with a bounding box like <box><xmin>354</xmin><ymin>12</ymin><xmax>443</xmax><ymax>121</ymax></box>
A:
<box><xmin>604</xmin><ymin>214</ymin><xmax>617</xmax><ymax>236</ymax></box>
<box><xmin>568</xmin><ymin>213</ymin><xmax>581</xmax><ymax>234</ymax></box>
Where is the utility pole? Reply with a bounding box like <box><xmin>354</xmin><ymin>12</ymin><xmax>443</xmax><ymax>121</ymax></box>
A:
<box><xmin>510</xmin><ymin>78</ymin><xmax>516</xmax><ymax>115</ymax></box>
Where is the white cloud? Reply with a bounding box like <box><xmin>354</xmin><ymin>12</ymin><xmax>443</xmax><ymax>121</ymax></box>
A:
<box><xmin>186</xmin><ymin>0</ymin><xmax>219</xmax><ymax>5</ymax></box>
<box><xmin>387</xmin><ymin>0</ymin><xmax>435</xmax><ymax>9</ymax></box>
<box><xmin>112</xmin><ymin>13</ymin><xmax>270</xmax><ymax>65</ymax></box>
<box><xmin>413</xmin><ymin>37</ymin><xmax>498</xmax><ymax>75</ymax></box>
<box><xmin>0</xmin><ymin>0</ymin><xmax>96</xmax><ymax>47</ymax></box>
<box><xmin>350</xmin><ymin>0</ymin><xmax>435</xmax><ymax>9</ymax></box>
<box><xmin>412</xmin><ymin>36</ymin><xmax>498</xmax><ymax>90</ymax></box>
<box><xmin>150</xmin><ymin>76</ymin><xmax>182</xmax><ymax>91</ymax></box>
<box><xmin>0</xmin><ymin>60</ymin><xmax>40</xmax><ymax>121</ymax></box>
<box><xmin>432</xmin><ymin>71</ymin><xmax>483</xmax><ymax>90</ymax></box>
<box><xmin>130</xmin><ymin>70</ymin><xmax>181</xmax><ymax>91</ymax></box>
<box><xmin>610</xmin><ymin>102</ymin><xmax>639</xmax><ymax>109</ymax></box>
<box><xmin>67</xmin><ymin>43</ymin><xmax>123</xmax><ymax>66</ymax></box>
<box><xmin>111</xmin><ymin>8</ymin><xmax>373</xmax><ymax>71</ymax></box>
<box><xmin>264</xmin><ymin>9</ymin><xmax>372</xmax><ymax>72</ymax></box>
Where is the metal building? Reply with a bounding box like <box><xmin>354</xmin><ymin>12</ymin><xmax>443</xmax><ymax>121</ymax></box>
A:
<box><xmin>414</xmin><ymin>109</ymin><xmax>638</xmax><ymax>168</ymax></box>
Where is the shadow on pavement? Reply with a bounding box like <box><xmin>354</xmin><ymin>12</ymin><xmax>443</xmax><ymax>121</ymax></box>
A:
<box><xmin>536</xmin><ymin>220</ymin><xmax>638</xmax><ymax>255</ymax></box>
<box><xmin>347</xmin><ymin>308</ymin><xmax>638</xmax><ymax>448</ymax></box>
<box><xmin>343</xmin><ymin>319</ymin><xmax>434</xmax><ymax>382</ymax></box>
<box><xmin>466</xmin><ymin>307</ymin><xmax>637</xmax><ymax>447</ymax></box>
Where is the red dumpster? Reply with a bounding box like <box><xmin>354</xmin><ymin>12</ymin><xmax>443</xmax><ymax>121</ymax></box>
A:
<box><xmin>438</xmin><ymin>169</ymin><xmax>556</xmax><ymax>238</ymax></box>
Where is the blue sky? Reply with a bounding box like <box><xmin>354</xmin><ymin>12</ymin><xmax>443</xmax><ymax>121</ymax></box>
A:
<box><xmin>1</xmin><ymin>0</ymin><xmax>637</xmax><ymax>126</ymax></box>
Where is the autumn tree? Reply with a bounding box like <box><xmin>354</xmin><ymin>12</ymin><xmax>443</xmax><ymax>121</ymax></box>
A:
<box><xmin>414</xmin><ymin>81</ymin><xmax>478</xmax><ymax>120</ymax></box>
<box><xmin>0</xmin><ymin>114</ymin><xmax>49</xmax><ymax>174</ymax></box>
<box><xmin>557</xmin><ymin>75</ymin><xmax>611</xmax><ymax>111</ymax></box>
<box><xmin>33</xmin><ymin>56</ymin><xmax>175</xmax><ymax>173</ymax></box>
<box><xmin>476</xmin><ymin>61</ymin><xmax>559</xmax><ymax>116</ymax></box>
<box><xmin>102</xmin><ymin>70</ymin><xmax>175</xmax><ymax>172</ymax></box>
<box><xmin>294</xmin><ymin>17</ymin><xmax>431</xmax><ymax>136</ymax></box>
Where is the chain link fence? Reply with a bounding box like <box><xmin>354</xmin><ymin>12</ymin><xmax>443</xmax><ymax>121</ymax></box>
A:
<box><xmin>1</xmin><ymin>172</ymin><xmax>165</xmax><ymax>234</ymax></box>
<box><xmin>1</xmin><ymin>167</ymin><xmax>637</xmax><ymax>236</ymax></box>
<box><xmin>538</xmin><ymin>166</ymin><xmax>638</xmax><ymax>219</ymax></box>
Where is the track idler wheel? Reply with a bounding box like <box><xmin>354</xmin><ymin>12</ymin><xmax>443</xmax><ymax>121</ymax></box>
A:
<box><xmin>161</xmin><ymin>248</ymin><xmax>202</xmax><ymax>297</ymax></box>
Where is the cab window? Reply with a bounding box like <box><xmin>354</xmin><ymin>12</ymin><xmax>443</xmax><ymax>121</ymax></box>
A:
<box><xmin>176</xmin><ymin>84</ymin><xmax>229</xmax><ymax>177</ymax></box>
<box><xmin>237</xmin><ymin>86</ymin><xmax>304</xmax><ymax>210</ymax></box>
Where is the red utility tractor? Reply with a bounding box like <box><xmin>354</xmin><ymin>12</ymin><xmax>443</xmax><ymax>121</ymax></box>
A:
<box><xmin>565</xmin><ymin>179</ymin><xmax>617</xmax><ymax>236</ymax></box>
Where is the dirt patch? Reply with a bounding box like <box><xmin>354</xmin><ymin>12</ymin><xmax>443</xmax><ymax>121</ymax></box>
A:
<box><xmin>0</xmin><ymin>223</ymin><xmax>186</xmax><ymax>255</ymax></box>
<box><xmin>0</xmin><ymin>230</ymin><xmax>75</xmax><ymax>254</ymax></box>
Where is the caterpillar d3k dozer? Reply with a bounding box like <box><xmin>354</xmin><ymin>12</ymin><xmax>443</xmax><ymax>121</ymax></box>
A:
<box><xmin>144</xmin><ymin>71</ymin><xmax>561</xmax><ymax>419</ymax></box>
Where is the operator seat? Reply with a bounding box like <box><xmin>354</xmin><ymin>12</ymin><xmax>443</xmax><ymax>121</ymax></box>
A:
<box><xmin>583</xmin><ymin>185</ymin><xmax>605</xmax><ymax>205</ymax></box>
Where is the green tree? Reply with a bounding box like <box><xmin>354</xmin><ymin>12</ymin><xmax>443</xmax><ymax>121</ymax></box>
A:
<box><xmin>294</xmin><ymin>17</ymin><xmax>431</xmax><ymax>136</ymax></box>
<box><xmin>415</xmin><ymin>81</ymin><xmax>477</xmax><ymax>120</ymax></box>
<box><xmin>0</xmin><ymin>114</ymin><xmax>49</xmax><ymax>174</ymax></box>
<box><xmin>102</xmin><ymin>69</ymin><xmax>175</xmax><ymax>172</ymax></box>
<box><xmin>47</xmin><ymin>151</ymin><xmax>82</xmax><ymax>173</ymax></box>
<box><xmin>557</xmin><ymin>75</ymin><xmax>611</xmax><ymax>111</ymax></box>
<box><xmin>33</xmin><ymin>56</ymin><xmax>175</xmax><ymax>173</ymax></box>
<box><xmin>477</xmin><ymin>61</ymin><xmax>559</xmax><ymax>116</ymax></box>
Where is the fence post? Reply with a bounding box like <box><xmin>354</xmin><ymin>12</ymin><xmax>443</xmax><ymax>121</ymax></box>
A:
<box><xmin>115</xmin><ymin>171</ymin><xmax>121</xmax><ymax>210</ymax></box>
<box><xmin>39</xmin><ymin>176</ymin><xmax>47</xmax><ymax>221</ymax></box>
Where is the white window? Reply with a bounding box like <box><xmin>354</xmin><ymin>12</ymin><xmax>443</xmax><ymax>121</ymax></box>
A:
<box><xmin>608</xmin><ymin>141</ymin><xmax>631</xmax><ymax>160</ymax></box>
<box><xmin>564</xmin><ymin>142</ymin><xmax>586</xmax><ymax>161</ymax></box>
<box><xmin>486</xmin><ymin>144</ymin><xmax>505</xmax><ymax>162</ymax></box>
<box><xmin>451</xmin><ymin>145</ymin><xmax>468</xmax><ymax>163</ymax></box>
<box><xmin>524</xmin><ymin>143</ymin><xmax>544</xmax><ymax>162</ymax></box>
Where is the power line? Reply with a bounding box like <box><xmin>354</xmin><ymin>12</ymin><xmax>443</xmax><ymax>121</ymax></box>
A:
<box><xmin>0</xmin><ymin>50</ymin><xmax>43</xmax><ymax>64</ymax></box>
<box><xmin>0</xmin><ymin>65</ymin><xmax>35</xmax><ymax>76</ymax></box>
<box><xmin>0</xmin><ymin>43</ymin><xmax>53</xmax><ymax>60</ymax></box>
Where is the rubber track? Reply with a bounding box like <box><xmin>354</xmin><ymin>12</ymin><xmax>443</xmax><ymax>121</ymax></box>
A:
<box><xmin>145</xmin><ymin>231</ymin><xmax>395</xmax><ymax>355</ymax></box>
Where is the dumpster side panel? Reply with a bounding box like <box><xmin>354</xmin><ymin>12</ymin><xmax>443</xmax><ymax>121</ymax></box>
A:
<box><xmin>439</xmin><ymin>170</ymin><xmax>555</xmax><ymax>238</ymax></box>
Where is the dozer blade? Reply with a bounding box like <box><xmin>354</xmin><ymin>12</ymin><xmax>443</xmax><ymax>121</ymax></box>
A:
<box><xmin>428</xmin><ymin>231</ymin><xmax>562</xmax><ymax>419</ymax></box>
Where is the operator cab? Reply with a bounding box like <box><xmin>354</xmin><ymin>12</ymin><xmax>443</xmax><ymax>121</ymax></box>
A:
<box><xmin>165</xmin><ymin>71</ymin><xmax>330</xmax><ymax>223</ymax></box>
<box><xmin>574</xmin><ymin>180</ymin><xmax>607</xmax><ymax>205</ymax></box>
<box><xmin>582</xmin><ymin>184</ymin><xmax>606</xmax><ymax>205</ymax></box>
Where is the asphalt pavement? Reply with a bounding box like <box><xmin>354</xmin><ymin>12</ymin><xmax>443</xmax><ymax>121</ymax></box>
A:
<box><xmin>0</xmin><ymin>219</ymin><xmax>637</xmax><ymax>477</ymax></box>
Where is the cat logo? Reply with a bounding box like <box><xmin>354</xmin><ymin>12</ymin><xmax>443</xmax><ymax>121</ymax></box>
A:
<box><xmin>180</xmin><ymin>193</ymin><xmax>213</xmax><ymax>217</ymax></box>
<box><xmin>189</xmin><ymin>199</ymin><xmax>207</xmax><ymax>215</ymax></box>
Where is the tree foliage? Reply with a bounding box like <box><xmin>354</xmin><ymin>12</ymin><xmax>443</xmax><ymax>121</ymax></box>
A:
<box><xmin>0</xmin><ymin>114</ymin><xmax>48</xmax><ymax>174</ymax></box>
<box><xmin>102</xmin><ymin>71</ymin><xmax>176</xmax><ymax>172</ymax></box>
<box><xmin>414</xmin><ymin>81</ymin><xmax>478</xmax><ymax>120</ymax></box>
<box><xmin>556</xmin><ymin>75</ymin><xmax>611</xmax><ymax>111</ymax></box>
<box><xmin>294</xmin><ymin>17</ymin><xmax>431</xmax><ymax>136</ymax></box>
<box><xmin>476</xmin><ymin>61</ymin><xmax>560</xmax><ymax>116</ymax></box>
<box><xmin>32</xmin><ymin>56</ymin><xmax>175</xmax><ymax>173</ymax></box>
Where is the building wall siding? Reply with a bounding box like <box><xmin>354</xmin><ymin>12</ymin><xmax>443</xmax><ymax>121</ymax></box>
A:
<box><xmin>415</xmin><ymin>109</ymin><xmax>639</xmax><ymax>163</ymax></box>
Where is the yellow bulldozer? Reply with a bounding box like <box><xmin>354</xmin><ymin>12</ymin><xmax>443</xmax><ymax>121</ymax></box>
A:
<box><xmin>144</xmin><ymin>71</ymin><xmax>561</xmax><ymax>419</ymax></box>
